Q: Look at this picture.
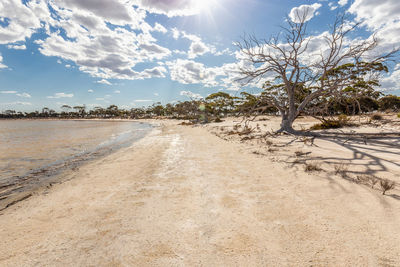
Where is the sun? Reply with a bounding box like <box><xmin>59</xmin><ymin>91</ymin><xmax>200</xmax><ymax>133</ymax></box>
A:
<box><xmin>193</xmin><ymin>0</ymin><xmax>219</xmax><ymax>13</ymax></box>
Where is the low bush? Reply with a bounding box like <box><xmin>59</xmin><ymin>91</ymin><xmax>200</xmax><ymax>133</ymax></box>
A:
<box><xmin>370</xmin><ymin>114</ymin><xmax>383</xmax><ymax>121</ymax></box>
<box><xmin>310</xmin><ymin>115</ymin><xmax>353</xmax><ymax>130</ymax></box>
<box><xmin>380</xmin><ymin>179</ymin><xmax>395</xmax><ymax>195</ymax></box>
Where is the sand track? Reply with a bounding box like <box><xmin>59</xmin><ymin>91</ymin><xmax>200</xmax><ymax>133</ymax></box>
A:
<box><xmin>1</xmin><ymin>122</ymin><xmax>400</xmax><ymax>266</ymax></box>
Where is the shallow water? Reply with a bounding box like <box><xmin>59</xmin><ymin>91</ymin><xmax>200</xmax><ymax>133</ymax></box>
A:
<box><xmin>0</xmin><ymin>120</ymin><xmax>151</xmax><ymax>184</ymax></box>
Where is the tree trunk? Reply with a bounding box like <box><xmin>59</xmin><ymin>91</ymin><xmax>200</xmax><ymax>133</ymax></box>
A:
<box><xmin>277</xmin><ymin>115</ymin><xmax>318</xmax><ymax>136</ymax></box>
<box><xmin>277</xmin><ymin>117</ymin><xmax>296</xmax><ymax>134</ymax></box>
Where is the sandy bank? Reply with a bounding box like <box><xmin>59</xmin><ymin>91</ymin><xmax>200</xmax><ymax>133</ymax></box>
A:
<box><xmin>1</xmin><ymin>119</ymin><xmax>400</xmax><ymax>266</ymax></box>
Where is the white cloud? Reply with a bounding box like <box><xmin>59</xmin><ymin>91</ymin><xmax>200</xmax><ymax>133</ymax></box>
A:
<box><xmin>0</xmin><ymin>0</ymin><xmax>51</xmax><ymax>44</ymax></box>
<box><xmin>172</xmin><ymin>28</ymin><xmax>180</xmax><ymax>39</ymax></box>
<box><xmin>88</xmin><ymin>89</ymin><xmax>94</xmax><ymax>93</ymax></box>
<box><xmin>338</xmin><ymin>0</ymin><xmax>348</xmax><ymax>6</ymax></box>
<box><xmin>16</xmin><ymin>92</ymin><xmax>31</xmax><ymax>98</ymax></box>
<box><xmin>348</xmin><ymin>0</ymin><xmax>400</xmax><ymax>61</ymax></box>
<box><xmin>133</xmin><ymin>99</ymin><xmax>153</xmax><ymax>102</ymax></box>
<box><xmin>114</xmin><ymin>90</ymin><xmax>121</xmax><ymax>93</ymax></box>
<box><xmin>47</xmin><ymin>92</ymin><xmax>74</xmax><ymax>99</ymax></box>
<box><xmin>54</xmin><ymin>0</ymin><xmax>134</xmax><ymax>24</ymax></box>
<box><xmin>154</xmin><ymin>92</ymin><xmax>159</xmax><ymax>96</ymax></box>
<box><xmin>133</xmin><ymin>0</ymin><xmax>200</xmax><ymax>17</ymax></box>
<box><xmin>95</xmin><ymin>97</ymin><xmax>110</xmax><ymax>103</ymax></box>
<box><xmin>180</xmin><ymin>90</ymin><xmax>203</xmax><ymax>99</ymax></box>
<box><xmin>7</xmin><ymin>44</ymin><xmax>26</xmax><ymax>50</ymax></box>
<box><xmin>381</xmin><ymin>64</ymin><xmax>400</xmax><ymax>92</ymax></box>
<box><xmin>1</xmin><ymin>90</ymin><xmax>17</xmax><ymax>94</ymax></box>
<box><xmin>152</xmin><ymin>23</ymin><xmax>167</xmax><ymax>33</ymax></box>
<box><xmin>215</xmin><ymin>48</ymin><xmax>233</xmax><ymax>56</ymax></box>
<box><xmin>0</xmin><ymin>54</ymin><xmax>7</xmax><ymax>69</ymax></box>
<box><xmin>18</xmin><ymin>1</ymin><xmax>171</xmax><ymax>81</ymax></box>
<box><xmin>349</xmin><ymin>0</ymin><xmax>400</xmax><ymax>30</ymax></box>
<box><xmin>181</xmin><ymin>31</ymin><xmax>201</xmax><ymax>42</ymax></box>
<box><xmin>167</xmin><ymin>59</ymin><xmax>223</xmax><ymax>87</ymax></box>
<box><xmin>188</xmin><ymin>40</ymin><xmax>210</xmax><ymax>59</ymax></box>
<box><xmin>3</xmin><ymin>101</ymin><xmax>32</xmax><ymax>106</ymax></box>
<box><xmin>171</xmin><ymin>29</ymin><xmax>216</xmax><ymax>59</ymax></box>
<box><xmin>65</xmin><ymin>64</ymin><xmax>71</xmax><ymax>68</ymax></box>
<box><xmin>289</xmin><ymin>3</ymin><xmax>322</xmax><ymax>23</ymax></box>
<box><xmin>0</xmin><ymin>0</ymin><xmax>173</xmax><ymax>81</ymax></box>
<box><xmin>173</xmin><ymin>49</ymin><xmax>186</xmax><ymax>55</ymax></box>
<box><xmin>97</xmin><ymin>79</ymin><xmax>112</xmax><ymax>85</ymax></box>
<box><xmin>141</xmin><ymin>66</ymin><xmax>167</xmax><ymax>78</ymax></box>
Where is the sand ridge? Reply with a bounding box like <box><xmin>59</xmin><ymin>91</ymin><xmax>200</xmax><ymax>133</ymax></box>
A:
<box><xmin>1</xmin><ymin>120</ymin><xmax>400</xmax><ymax>266</ymax></box>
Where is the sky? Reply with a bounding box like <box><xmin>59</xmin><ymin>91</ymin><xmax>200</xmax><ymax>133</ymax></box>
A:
<box><xmin>0</xmin><ymin>0</ymin><xmax>399</xmax><ymax>112</ymax></box>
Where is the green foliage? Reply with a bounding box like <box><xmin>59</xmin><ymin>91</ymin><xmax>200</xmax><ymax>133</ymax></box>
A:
<box><xmin>261</xmin><ymin>80</ymin><xmax>311</xmax><ymax>108</ymax></box>
<box><xmin>378</xmin><ymin>95</ymin><xmax>400</xmax><ymax>111</ymax></box>
<box><xmin>310</xmin><ymin>115</ymin><xmax>353</xmax><ymax>130</ymax></box>
<box><xmin>205</xmin><ymin>92</ymin><xmax>237</xmax><ymax>117</ymax></box>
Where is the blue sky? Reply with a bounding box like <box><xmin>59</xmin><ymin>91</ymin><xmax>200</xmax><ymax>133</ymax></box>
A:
<box><xmin>0</xmin><ymin>0</ymin><xmax>399</xmax><ymax>112</ymax></box>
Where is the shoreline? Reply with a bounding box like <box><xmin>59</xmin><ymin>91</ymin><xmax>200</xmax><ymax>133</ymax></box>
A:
<box><xmin>0</xmin><ymin>118</ymin><xmax>400</xmax><ymax>265</ymax></box>
<box><xmin>0</xmin><ymin>117</ymin><xmax>147</xmax><ymax>122</ymax></box>
<box><xmin>0</xmin><ymin>121</ymin><xmax>155</xmax><ymax>211</ymax></box>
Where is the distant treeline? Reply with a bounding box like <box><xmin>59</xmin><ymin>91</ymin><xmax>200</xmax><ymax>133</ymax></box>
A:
<box><xmin>1</xmin><ymin>92</ymin><xmax>400</xmax><ymax>120</ymax></box>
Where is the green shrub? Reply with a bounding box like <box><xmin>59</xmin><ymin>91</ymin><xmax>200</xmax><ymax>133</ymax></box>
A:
<box><xmin>379</xmin><ymin>95</ymin><xmax>400</xmax><ymax>111</ymax></box>
<box><xmin>310</xmin><ymin>115</ymin><xmax>353</xmax><ymax>130</ymax></box>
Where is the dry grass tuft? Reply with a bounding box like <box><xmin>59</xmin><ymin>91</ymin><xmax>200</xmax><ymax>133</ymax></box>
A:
<box><xmin>179</xmin><ymin>121</ymin><xmax>194</xmax><ymax>126</ymax></box>
<box><xmin>304</xmin><ymin>162</ymin><xmax>323</xmax><ymax>172</ymax></box>
<box><xmin>356</xmin><ymin>175</ymin><xmax>379</xmax><ymax>188</ymax></box>
<box><xmin>380</xmin><ymin>179</ymin><xmax>395</xmax><ymax>195</ymax></box>
<box><xmin>265</xmin><ymin>140</ymin><xmax>273</xmax><ymax>146</ymax></box>
<box><xmin>334</xmin><ymin>163</ymin><xmax>349</xmax><ymax>178</ymax></box>
<box><xmin>252</xmin><ymin>151</ymin><xmax>267</xmax><ymax>156</ymax></box>
<box><xmin>370</xmin><ymin>114</ymin><xmax>383</xmax><ymax>121</ymax></box>
<box><xmin>295</xmin><ymin>150</ymin><xmax>311</xmax><ymax>157</ymax></box>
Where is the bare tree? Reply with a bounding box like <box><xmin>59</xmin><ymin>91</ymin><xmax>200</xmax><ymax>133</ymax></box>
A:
<box><xmin>236</xmin><ymin>10</ymin><xmax>398</xmax><ymax>134</ymax></box>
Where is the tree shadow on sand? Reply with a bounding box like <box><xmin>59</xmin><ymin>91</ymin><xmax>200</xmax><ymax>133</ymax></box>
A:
<box><xmin>281</xmin><ymin>132</ymin><xmax>400</xmax><ymax>199</ymax></box>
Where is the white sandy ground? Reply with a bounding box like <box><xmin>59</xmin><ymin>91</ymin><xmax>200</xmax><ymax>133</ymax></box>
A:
<box><xmin>1</xmin><ymin>117</ymin><xmax>400</xmax><ymax>266</ymax></box>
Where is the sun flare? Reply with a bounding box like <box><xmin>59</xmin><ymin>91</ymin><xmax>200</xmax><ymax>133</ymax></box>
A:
<box><xmin>193</xmin><ymin>0</ymin><xmax>219</xmax><ymax>13</ymax></box>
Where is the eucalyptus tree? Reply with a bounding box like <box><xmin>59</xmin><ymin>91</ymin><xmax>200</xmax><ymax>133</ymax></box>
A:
<box><xmin>237</xmin><ymin>11</ymin><xmax>398</xmax><ymax>134</ymax></box>
<box><xmin>205</xmin><ymin>92</ymin><xmax>237</xmax><ymax>117</ymax></box>
<box><xmin>73</xmin><ymin>105</ymin><xmax>86</xmax><ymax>117</ymax></box>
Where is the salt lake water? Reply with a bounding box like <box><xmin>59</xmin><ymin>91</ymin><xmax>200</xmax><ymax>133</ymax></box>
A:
<box><xmin>0</xmin><ymin>120</ymin><xmax>152</xmax><ymax>209</ymax></box>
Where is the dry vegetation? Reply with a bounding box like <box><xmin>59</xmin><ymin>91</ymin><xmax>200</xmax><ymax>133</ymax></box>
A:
<box><xmin>380</xmin><ymin>179</ymin><xmax>396</xmax><ymax>195</ymax></box>
<box><xmin>334</xmin><ymin>162</ymin><xmax>349</xmax><ymax>178</ymax></box>
<box><xmin>203</xmin><ymin>114</ymin><xmax>400</xmax><ymax>198</ymax></box>
<box><xmin>304</xmin><ymin>162</ymin><xmax>323</xmax><ymax>172</ymax></box>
